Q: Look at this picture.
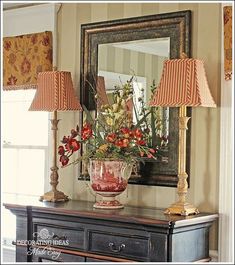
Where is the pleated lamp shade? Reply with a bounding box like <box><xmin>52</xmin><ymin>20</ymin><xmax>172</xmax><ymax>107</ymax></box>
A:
<box><xmin>149</xmin><ymin>59</ymin><xmax>216</xmax><ymax>108</ymax></box>
<box><xmin>29</xmin><ymin>71</ymin><xmax>82</xmax><ymax>111</ymax></box>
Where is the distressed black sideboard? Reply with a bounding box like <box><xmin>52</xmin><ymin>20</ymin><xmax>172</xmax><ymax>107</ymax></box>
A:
<box><xmin>4</xmin><ymin>197</ymin><xmax>218</xmax><ymax>262</ymax></box>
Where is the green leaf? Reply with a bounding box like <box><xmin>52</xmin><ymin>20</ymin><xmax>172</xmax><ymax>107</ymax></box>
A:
<box><xmin>82</xmin><ymin>104</ymin><xmax>95</xmax><ymax>126</ymax></box>
<box><xmin>82</xmin><ymin>104</ymin><xmax>105</xmax><ymax>145</ymax></box>
<box><xmin>133</xmin><ymin>111</ymin><xmax>151</xmax><ymax>129</ymax></box>
<box><xmin>132</xmin><ymin>99</ymin><xmax>140</xmax><ymax>124</ymax></box>
<box><xmin>150</xmin><ymin>107</ymin><xmax>157</xmax><ymax>147</ymax></box>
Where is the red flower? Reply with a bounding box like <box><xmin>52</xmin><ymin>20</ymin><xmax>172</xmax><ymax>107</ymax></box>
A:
<box><xmin>58</xmin><ymin>146</ymin><xmax>65</xmax><ymax>156</ymax></box>
<box><xmin>106</xmin><ymin>133</ymin><xmax>117</xmax><ymax>143</ymax></box>
<box><xmin>122</xmin><ymin>139</ymin><xmax>128</xmax><ymax>147</ymax></box>
<box><xmin>61</xmin><ymin>136</ymin><xmax>69</xmax><ymax>144</ymax></box>
<box><xmin>81</xmin><ymin>123</ymin><xmax>92</xmax><ymax>140</ymax></box>
<box><xmin>65</xmin><ymin>139</ymin><xmax>80</xmax><ymax>153</ymax></box>
<box><xmin>46</xmin><ymin>48</ymin><xmax>52</xmax><ymax>63</ymax></box>
<box><xmin>136</xmin><ymin>139</ymin><xmax>146</xmax><ymax>146</ymax></box>
<box><xmin>149</xmin><ymin>148</ymin><xmax>155</xmax><ymax>154</ymax></box>
<box><xmin>133</xmin><ymin>128</ymin><xmax>143</xmax><ymax>139</ymax></box>
<box><xmin>7</xmin><ymin>75</ymin><xmax>17</xmax><ymax>85</ymax></box>
<box><xmin>115</xmin><ymin>139</ymin><xmax>123</xmax><ymax>147</ymax></box>
<box><xmin>60</xmin><ymin>155</ymin><xmax>69</xmax><ymax>166</ymax></box>
<box><xmin>42</xmin><ymin>35</ymin><xmax>50</xmax><ymax>46</ymax></box>
<box><xmin>4</xmin><ymin>41</ymin><xmax>11</xmax><ymax>51</ymax></box>
<box><xmin>71</xmin><ymin>129</ymin><xmax>78</xmax><ymax>138</ymax></box>
<box><xmin>224</xmin><ymin>9</ymin><xmax>230</xmax><ymax>25</ymax></box>
<box><xmin>120</xmin><ymin>127</ymin><xmax>131</xmax><ymax>138</ymax></box>
<box><xmin>34</xmin><ymin>46</ymin><xmax>39</xmax><ymax>53</ymax></box>
<box><xmin>8</xmin><ymin>53</ymin><xmax>16</xmax><ymax>65</ymax></box>
<box><xmin>147</xmin><ymin>153</ymin><xmax>154</xmax><ymax>158</ymax></box>
<box><xmin>31</xmin><ymin>34</ymin><xmax>38</xmax><ymax>44</ymax></box>
<box><xmin>36</xmin><ymin>65</ymin><xmax>43</xmax><ymax>75</ymax></box>
<box><xmin>21</xmin><ymin>57</ymin><xmax>31</xmax><ymax>75</ymax></box>
<box><xmin>115</xmin><ymin>139</ymin><xmax>129</xmax><ymax>148</ymax></box>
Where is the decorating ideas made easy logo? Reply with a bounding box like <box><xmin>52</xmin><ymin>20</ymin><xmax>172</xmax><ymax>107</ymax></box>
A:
<box><xmin>16</xmin><ymin>228</ymin><xmax>69</xmax><ymax>260</ymax></box>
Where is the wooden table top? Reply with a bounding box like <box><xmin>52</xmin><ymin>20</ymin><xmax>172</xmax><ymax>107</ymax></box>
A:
<box><xmin>3</xmin><ymin>194</ymin><xmax>218</xmax><ymax>228</ymax></box>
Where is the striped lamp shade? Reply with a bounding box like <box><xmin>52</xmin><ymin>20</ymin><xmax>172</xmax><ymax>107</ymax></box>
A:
<box><xmin>29</xmin><ymin>71</ymin><xmax>82</xmax><ymax>111</ymax></box>
<box><xmin>150</xmin><ymin>59</ymin><xmax>216</xmax><ymax>107</ymax></box>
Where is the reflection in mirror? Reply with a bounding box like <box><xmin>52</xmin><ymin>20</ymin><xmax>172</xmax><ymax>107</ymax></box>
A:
<box><xmin>98</xmin><ymin>37</ymin><xmax>170</xmax><ymax>94</ymax></box>
<box><xmin>98</xmin><ymin>38</ymin><xmax>170</xmax><ymax>163</ymax></box>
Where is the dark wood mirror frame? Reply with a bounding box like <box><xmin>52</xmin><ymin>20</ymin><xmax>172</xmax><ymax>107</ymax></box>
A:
<box><xmin>79</xmin><ymin>10</ymin><xmax>191</xmax><ymax>187</ymax></box>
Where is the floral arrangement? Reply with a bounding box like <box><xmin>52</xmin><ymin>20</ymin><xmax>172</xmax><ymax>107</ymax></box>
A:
<box><xmin>58</xmin><ymin>77</ymin><xmax>168</xmax><ymax>167</ymax></box>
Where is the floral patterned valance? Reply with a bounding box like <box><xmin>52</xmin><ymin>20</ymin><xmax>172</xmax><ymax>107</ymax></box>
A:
<box><xmin>224</xmin><ymin>6</ymin><xmax>232</xmax><ymax>81</ymax></box>
<box><xmin>3</xmin><ymin>31</ymin><xmax>53</xmax><ymax>90</ymax></box>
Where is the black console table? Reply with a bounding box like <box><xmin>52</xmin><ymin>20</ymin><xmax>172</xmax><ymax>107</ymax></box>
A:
<box><xmin>4</xmin><ymin>197</ymin><xmax>218</xmax><ymax>262</ymax></box>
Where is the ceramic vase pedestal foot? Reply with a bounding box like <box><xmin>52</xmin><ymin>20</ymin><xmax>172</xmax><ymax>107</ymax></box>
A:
<box><xmin>93</xmin><ymin>195</ymin><xmax>123</xmax><ymax>209</ymax></box>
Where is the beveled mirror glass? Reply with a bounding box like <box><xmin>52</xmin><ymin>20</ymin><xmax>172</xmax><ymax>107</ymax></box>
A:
<box><xmin>79</xmin><ymin>10</ymin><xmax>191</xmax><ymax>187</ymax></box>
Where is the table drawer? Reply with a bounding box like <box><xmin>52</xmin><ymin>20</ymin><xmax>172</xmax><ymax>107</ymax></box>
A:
<box><xmin>89</xmin><ymin>230</ymin><xmax>149</xmax><ymax>261</ymax></box>
<box><xmin>33</xmin><ymin>223</ymin><xmax>85</xmax><ymax>250</ymax></box>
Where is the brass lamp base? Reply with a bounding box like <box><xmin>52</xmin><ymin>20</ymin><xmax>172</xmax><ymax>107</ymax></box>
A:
<box><xmin>164</xmin><ymin>201</ymin><xmax>199</xmax><ymax>216</ymax></box>
<box><xmin>164</xmin><ymin>106</ymin><xmax>200</xmax><ymax>217</ymax></box>
<box><xmin>39</xmin><ymin>190</ymin><xmax>69</xmax><ymax>202</ymax></box>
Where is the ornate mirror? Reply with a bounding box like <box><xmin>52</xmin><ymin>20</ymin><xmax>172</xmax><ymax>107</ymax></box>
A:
<box><xmin>79</xmin><ymin>10</ymin><xmax>191</xmax><ymax>187</ymax></box>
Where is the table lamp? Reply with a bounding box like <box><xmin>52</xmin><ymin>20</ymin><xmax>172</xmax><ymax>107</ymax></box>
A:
<box><xmin>150</xmin><ymin>58</ymin><xmax>216</xmax><ymax>216</ymax></box>
<box><xmin>29</xmin><ymin>71</ymin><xmax>82</xmax><ymax>202</ymax></box>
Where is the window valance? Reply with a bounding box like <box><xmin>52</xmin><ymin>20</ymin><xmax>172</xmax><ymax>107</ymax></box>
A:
<box><xmin>3</xmin><ymin>31</ymin><xmax>53</xmax><ymax>90</ymax></box>
<box><xmin>224</xmin><ymin>6</ymin><xmax>232</xmax><ymax>81</ymax></box>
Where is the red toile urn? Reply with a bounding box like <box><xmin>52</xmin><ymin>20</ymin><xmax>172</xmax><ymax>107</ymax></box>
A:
<box><xmin>89</xmin><ymin>159</ymin><xmax>133</xmax><ymax>209</ymax></box>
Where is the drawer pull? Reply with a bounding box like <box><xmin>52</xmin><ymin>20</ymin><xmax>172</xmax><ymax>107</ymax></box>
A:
<box><xmin>52</xmin><ymin>234</ymin><xmax>67</xmax><ymax>241</ymax></box>
<box><xmin>108</xmin><ymin>242</ymin><xmax>125</xmax><ymax>253</ymax></box>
